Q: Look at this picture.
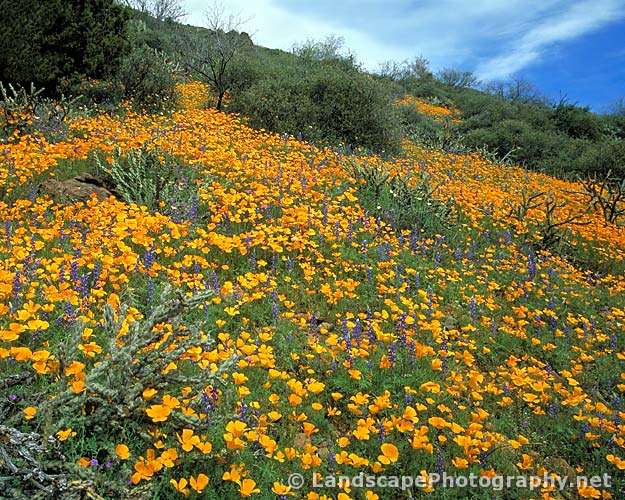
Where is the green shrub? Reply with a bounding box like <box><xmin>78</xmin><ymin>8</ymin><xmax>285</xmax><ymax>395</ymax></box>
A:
<box><xmin>117</xmin><ymin>45</ymin><xmax>177</xmax><ymax>111</ymax></box>
<box><xmin>572</xmin><ymin>139</ymin><xmax>625</xmax><ymax>178</ymax></box>
<box><xmin>551</xmin><ymin>102</ymin><xmax>603</xmax><ymax>140</ymax></box>
<box><xmin>230</xmin><ymin>76</ymin><xmax>314</xmax><ymax>138</ymax></box>
<box><xmin>309</xmin><ymin>71</ymin><xmax>400</xmax><ymax>153</ymax></box>
<box><xmin>64</xmin><ymin>78</ymin><xmax>125</xmax><ymax>109</ymax></box>
<box><xmin>229</xmin><ymin>61</ymin><xmax>402</xmax><ymax>154</ymax></box>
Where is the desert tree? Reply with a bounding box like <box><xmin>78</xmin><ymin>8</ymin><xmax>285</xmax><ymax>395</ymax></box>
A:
<box><xmin>484</xmin><ymin>76</ymin><xmax>545</xmax><ymax>104</ymax></box>
<box><xmin>437</xmin><ymin>68</ymin><xmax>479</xmax><ymax>88</ymax></box>
<box><xmin>292</xmin><ymin>35</ymin><xmax>356</xmax><ymax>67</ymax></box>
<box><xmin>378</xmin><ymin>56</ymin><xmax>432</xmax><ymax>81</ymax></box>
<box><xmin>122</xmin><ymin>0</ymin><xmax>187</xmax><ymax>22</ymax></box>
<box><xmin>175</xmin><ymin>1</ymin><xmax>251</xmax><ymax>110</ymax></box>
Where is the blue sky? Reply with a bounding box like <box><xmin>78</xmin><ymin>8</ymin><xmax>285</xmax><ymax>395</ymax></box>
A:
<box><xmin>186</xmin><ymin>0</ymin><xmax>625</xmax><ymax>111</ymax></box>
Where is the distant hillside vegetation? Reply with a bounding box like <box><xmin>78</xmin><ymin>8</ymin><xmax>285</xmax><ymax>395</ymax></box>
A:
<box><xmin>1</xmin><ymin>1</ymin><xmax>624</xmax><ymax>179</ymax></box>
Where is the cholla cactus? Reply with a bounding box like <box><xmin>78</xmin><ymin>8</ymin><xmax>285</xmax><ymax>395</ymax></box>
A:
<box><xmin>1</xmin><ymin>82</ymin><xmax>78</xmax><ymax>143</ymax></box>
<box><xmin>0</xmin><ymin>425</ymin><xmax>101</xmax><ymax>499</ymax></box>
<box><xmin>94</xmin><ymin>148</ymin><xmax>201</xmax><ymax>218</ymax></box>
<box><xmin>43</xmin><ymin>285</ymin><xmax>237</xmax><ymax>436</ymax></box>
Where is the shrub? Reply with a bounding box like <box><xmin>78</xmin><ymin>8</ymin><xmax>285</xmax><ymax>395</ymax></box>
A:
<box><xmin>230</xmin><ymin>76</ymin><xmax>314</xmax><ymax>138</ymax></box>
<box><xmin>551</xmin><ymin>101</ymin><xmax>603</xmax><ymax>140</ymax></box>
<box><xmin>572</xmin><ymin>139</ymin><xmax>625</xmax><ymax>178</ymax></box>
<box><xmin>117</xmin><ymin>45</ymin><xmax>177</xmax><ymax>111</ymax></box>
<box><xmin>309</xmin><ymin>71</ymin><xmax>400</xmax><ymax>153</ymax></box>
<box><xmin>67</xmin><ymin>78</ymin><xmax>125</xmax><ymax>109</ymax></box>
<box><xmin>230</xmin><ymin>64</ymin><xmax>402</xmax><ymax>154</ymax></box>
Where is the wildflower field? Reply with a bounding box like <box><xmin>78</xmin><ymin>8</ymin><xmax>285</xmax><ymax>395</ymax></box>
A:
<box><xmin>1</xmin><ymin>83</ymin><xmax>624</xmax><ymax>499</ymax></box>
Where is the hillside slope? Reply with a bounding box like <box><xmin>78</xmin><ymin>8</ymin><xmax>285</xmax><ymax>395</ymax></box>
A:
<box><xmin>1</xmin><ymin>82</ymin><xmax>624</xmax><ymax>498</ymax></box>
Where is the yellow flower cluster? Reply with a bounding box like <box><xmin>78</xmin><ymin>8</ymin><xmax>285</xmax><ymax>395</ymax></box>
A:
<box><xmin>1</xmin><ymin>83</ymin><xmax>623</xmax><ymax>499</ymax></box>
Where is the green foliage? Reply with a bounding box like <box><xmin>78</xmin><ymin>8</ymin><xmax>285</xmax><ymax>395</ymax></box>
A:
<box><xmin>397</xmin><ymin>104</ymin><xmax>467</xmax><ymax>153</ymax></box>
<box><xmin>351</xmin><ymin>161</ymin><xmax>453</xmax><ymax>233</ymax></box>
<box><xmin>0</xmin><ymin>0</ymin><xmax>129</xmax><ymax>95</ymax></box>
<box><xmin>117</xmin><ymin>45</ymin><xmax>177</xmax><ymax>111</ymax></box>
<box><xmin>229</xmin><ymin>51</ymin><xmax>402</xmax><ymax>154</ymax></box>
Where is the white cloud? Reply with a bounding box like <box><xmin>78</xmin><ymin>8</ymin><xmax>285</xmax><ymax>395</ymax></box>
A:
<box><xmin>475</xmin><ymin>0</ymin><xmax>625</xmax><ymax>79</ymax></box>
<box><xmin>184</xmin><ymin>0</ymin><xmax>416</xmax><ymax>67</ymax></box>
<box><xmin>183</xmin><ymin>0</ymin><xmax>625</xmax><ymax>79</ymax></box>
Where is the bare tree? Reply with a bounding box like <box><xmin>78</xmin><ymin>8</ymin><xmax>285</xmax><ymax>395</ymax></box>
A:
<box><xmin>378</xmin><ymin>56</ymin><xmax>431</xmax><ymax>81</ymax></box>
<box><xmin>484</xmin><ymin>76</ymin><xmax>545</xmax><ymax>104</ymax></box>
<box><xmin>176</xmin><ymin>1</ymin><xmax>251</xmax><ymax>110</ymax></box>
<box><xmin>437</xmin><ymin>68</ymin><xmax>479</xmax><ymax>88</ymax></box>
<box><xmin>123</xmin><ymin>0</ymin><xmax>187</xmax><ymax>22</ymax></box>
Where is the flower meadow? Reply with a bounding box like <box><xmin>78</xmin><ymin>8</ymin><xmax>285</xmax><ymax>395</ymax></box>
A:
<box><xmin>1</xmin><ymin>82</ymin><xmax>624</xmax><ymax>499</ymax></box>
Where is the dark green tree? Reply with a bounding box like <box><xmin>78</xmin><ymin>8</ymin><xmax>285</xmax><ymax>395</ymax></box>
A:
<box><xmin>0</xmin><ymin>0</ymin><xmax>129</xmax><ymax>94</ymax></box>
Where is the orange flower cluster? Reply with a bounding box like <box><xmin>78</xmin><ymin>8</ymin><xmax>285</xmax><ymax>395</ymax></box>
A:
<box><xmin>395</xmin><ymin>94</ymin><xmax>461</xmax><ymax>123</ymax></box>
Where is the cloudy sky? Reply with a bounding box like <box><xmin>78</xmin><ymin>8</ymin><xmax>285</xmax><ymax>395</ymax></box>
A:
<box><xmin>185</xmin><ymin>0</ymin><xmax>625</xmax><ymax>110</ymax></box>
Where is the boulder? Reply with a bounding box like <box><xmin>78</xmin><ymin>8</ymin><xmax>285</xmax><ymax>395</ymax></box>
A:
<box><xmin>40</xmin><ymin>173</ymin><xmax>114</xmax><ymax>202</ymax></box>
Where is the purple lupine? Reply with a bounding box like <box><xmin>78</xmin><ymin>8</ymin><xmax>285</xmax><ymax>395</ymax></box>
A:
<box><xmin>366</xmin><ymin>266</ymin><xmax>374</xmax><ymax>284</ymax></box>
<box><xmin>388</xmin><ymin>341</ymin><xmax>398</xmax><ymax>364</ymax></box>
<box><xmin>321</xmin><ymin>199</ymin><xmax>328</xmax><ymax>226</ymax></box>
<box><xmin>188</xmin><ymin>194</ymin><xmax>199</xmax><ymax>221</ymax></box>
<box><xmin>143</xmin><ymin>248</ymin><xmax>156</xmax><ymax>270</ymax></box>
<box><xmin>78</xmin><ymin>272</ymin><xmax>90</xmax><ymax>298</ymax></box>
<box><xmin>433</xmin><ymin>251</ymin><xmax>441</xmax><ymax>267</ymax></box>
<box><xmin>211</xmin><ymin>270</ymin><xmax>220</xmax><ymax>293</ymax></box>
<box><xmin>239</xmin><ymin>402</ymin><xmax>249</xmax><ymax>422</ymax></box>
<box><xmin>10</xmin><ymin>271</ymin><xmax>21</xmax><ymax>312</ymax></box>
<box><xmin>341</xmin><ymin>318</ymin><xmax>352</xmax><ymax>351</ymax></box>
<box><xmin>547</xmin><ymin>402</ymin><xmax>559</xmax><ymax>416</ymax></box>
<box><xmin>409</xmin><ymin>228</ymin><xmax>419</xmax><ymax>252</ymax></box>
<box><xmin>271</xmin><ymin>293</ymin><xmax>279</xmax><ymax>323</ymax></box>
<box><xmin>378</xmin><ymin>422</ymin><xmax>386</xmax><ymax>441</ymax></box>
<box><xmin>503</xmin><ymin>230</ymin><xmax>512</xmax><ymax>244</ymax></box>
<box><xmin>360</xmin><ymin>239</ymin><xmax>368</xmax><ymax>255</ymax></box>
<box><xmin>352</xmin><ymin>319</ymin><xmax>362</xmax><ymax>344</ymax></box>
<box><xmin>70</xmin><ymin>260</ymin><xmax>79</xmax><ymax>283</ymax></box>
<box><xmin>310</xmin><ymin>314</ymin><xmax>319</xmax><ymax>334</ymax></box>
<box><xmin>146</xmin><ymin>277</ymin><xmax>155</xmax><ymax>305</ymax></box>
<box><xmin>4</xmin><ymin>220</ymin><xmax>12</xmax><ymax>244</ymax></box>
<box><xmin>436</xmin><ymin>448</ymin><xmax>445</xmax><ymax>475</ymax></box>
<box><xmin>469</xmin><ymin>296</ymin><xmax>477</xmax><ymax>322</ymax></box>
<box><xmin>527</xmin><ymin>252</ymin><xmax>537</xmax><ymax>281</ymax></box>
